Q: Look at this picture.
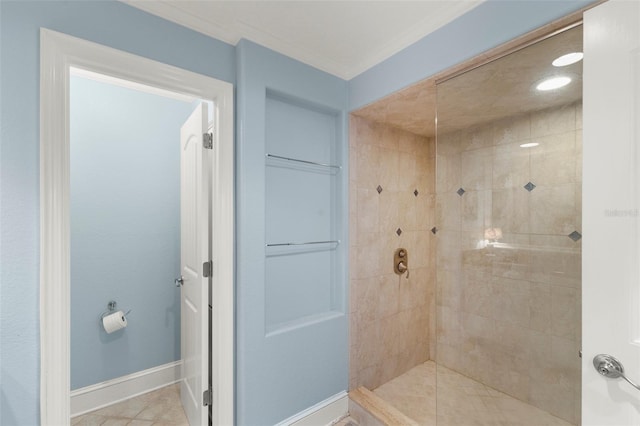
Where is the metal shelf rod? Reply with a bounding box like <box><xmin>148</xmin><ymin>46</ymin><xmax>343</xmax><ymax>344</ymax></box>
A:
<box><xmin>266</xmin><ymin>153</ymin><xmax>341</xmax><ymax>169</ymax></box>
<box><xmin>266</xmin><ymin>240</ymin><xmax>340</xmax><ymax>247</ymax></box>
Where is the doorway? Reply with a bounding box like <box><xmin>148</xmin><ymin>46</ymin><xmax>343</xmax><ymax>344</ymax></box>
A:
<box><xmin>40</xmin><ymin>29</ymin><xmax>234</xmax><ymax>426</ymax></box>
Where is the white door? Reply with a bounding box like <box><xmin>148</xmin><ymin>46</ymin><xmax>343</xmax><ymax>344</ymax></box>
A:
<box><xmin>180</xmin><ymin>103</ymin><xmax>210</xmax><ymax>426</ymax></box>
<box><xmin>583</xmin><ymin>1</ymin><xmax>640</xmax><ymax>424</ymax></box>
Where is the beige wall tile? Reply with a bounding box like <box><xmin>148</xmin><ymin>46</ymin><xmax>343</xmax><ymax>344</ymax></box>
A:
<box><xmin>398</xmin><ymin>191</ymin><xmax>418</xmax><ymax>231</ymax></box>
<box><xmin>436</xmin><ymin>305</ymin><xmax>463</xmax><ymax>347</ymax></box>
<box><xmin>437</xmin><ymin>269</ymin><xmax>462</xmax><ymax>309</ymax></box>
<box><xmin>492</xmin><ymin>277</ymin><xmax>530</xmax><ymax>327</ymax></box>
<box><xmin>349</xmin><ymin>146</ymin><xmax>358</xmax><ymax>183</ymax></box>
<box><xmin>433</xmin><ymin>103</ymin><xmax>581</xmax><ymax>423</ymax></box>
<box><xmin>530</xmin><ymin>247</ymin><xmax>581</xmax><ymax>288</ymax></box>
<box><xmin>356</xmin><ymin>322</ymin><xmax>383</xmax><ymax>370</ymax></box>
<box><xmin>435</xmin><ymin>230</ymin><xmax>461</xmax><ymax>271</ymax></box>
<box><xmin>398</xmin><ymin>269</ymin><xmax>427</xmax><ymax>311</ymax></box>
<box><xmin>529</xmin><ymin>282</ymin><xmax>552</xmax><ymax>333</ymax></box>
<box><xmin>411</xmin><ymin>234</ymin><xmax>430</xmax><ymax>268</ymax></box>
<box><xmin>436</xmin><ymin>343</ymin><xmax>463</xmax><ymax>371</ymax></box>
<box><xmin>530</xmin><ymin>131</ymin><xmax>576</xmax><ymax>187</ymax></box>
<box><xmin>357</xmin><ymin>189</ymin><xmax>379</xmax><ymax>233</ymax></box>
<box><xmin>397</xmin><ymin>131</ymin><xmax>419</xmax><ymax>153</ymax></box>
<box><xmin>349</xmin><ymin>115</ymin><xmax>436</xmax><ymax>391</ymax></box>
<box><xmin>416</xmin><ymin>194</ymin><xmax>436</xmax><ymax>231</ymax></box>
<box><xmin>528</xmin><ymin>335</ymin><xmax>580</xmax><ymax>423</ymax></box>
<box><xmin>462</xmin><ymin>246</ymin><xmax>492</xmax><ymax>276</ymax></box>
<box><xmin>462</xmin><ymin>125</ymin><xmax>495</xmax><ymax>152</ymax></box>
<box><xmin>436</xmin><ymin>154</ymin><xmax>461</xmax><ymax>193</ymax></box>
<box><xmin>416</xmin><ymin>170</ymin><xmax>436</xmax><ymax>196</ymax></box>
<box><xmin>492</xmin><ymin>188</ymin><xmax>530</xmax><ymax>234</ymax></box>
<box><xmin>436</xmin><ymin>131</ymin><xmax>463</xmax><ymax>155</ymax></box>
<box><xmin>529</xmin><ymin>184</ymin><xmax>577</xmax><ymax>235</ymax></box>
<box><xmin>381</xmin><ymin>124</ymin><xmax>401</xmax><ymax>151</ymax></box>
<box><xmin>354</xmin><ymin>232</ymin><xmax>381</xmax><ymax>279</ymax></box>
<box><xmin>575</xmin><ymin>129</ymin><xmax>583</xmax><ymax>184</ymax></box>
<box><xmin>436</xmin><ymin>193</ymin><xmax>461</xmax><ymax>231</ymax></box>
<box><xmin>378</xmin><ymin>274</ymin><xmax>400</xmax><ymax>319</ymax></box>
<box><xmin>530</xmin><ymin>233</ymin><xmax>579</xmax><ymax>249</ymax></box>
<box><xmin>493</xmin><ymin>142</ymin><xmax>530</xmax><ymax>189</ymax></box>
<box><xmin>398</xmin><ymin>151</ymin><xmax>417</xmax><ymax>190</ymax></box>
<box><xmin>492</xmin><ymin>246</ymin><xmax>531</xmax><ymax>281</ymax></box>
<box><xmin>461</xmin><ymin>190</ymin><xmax>490</xmax><ymax>232</ymax></box>
<box><xmin>461</xmin><ymin>147</ymin><xmax>493</xmax><ymax>190</ymax></box>
<box><xmin>462</xmin><ymin>274</ymin><xmax>493</xmax><ymax>319</ymax></box>
<box><xmin>356</xmin><ymin>143</ymin><xmax>381</xmax><ymax>188</ymax></box>
<box><xmin>493</xmin><ymin>113</ymin><xmax>531</xmax><ymax>145</ymax></box>
<box><xmin>378</xmin><ymin>190</ymin><xmax>399</xmax><ymax>234</ymax></box>
<box><xmin>531</xmin><ymin>103</ymin><xmax>575</xmax><ymax>138</ymax></box>
<box><xmin>351</xmin><ymin>114</ymin><xmax>379</xmax><ymax>147</ymax></box>
<box><xmin>551</xmin><ymin>286</ymin><xmax>580</xmax><ymax>342</ymax></box>
<box><xmin>379</xmin><ymin>148</ymin><xmax>400</xmax><ymax>191</ymax></box>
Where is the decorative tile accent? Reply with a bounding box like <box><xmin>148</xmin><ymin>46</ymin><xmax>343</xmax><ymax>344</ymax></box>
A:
<box><xmin>414</xmin><ymin>189</ymin><xmax>419</xmax><ymax>197</ymax></box>
<box><xmin>396</xmin><ymin>228</ymin><xmax>403</xmax><ymax>236</ymax></box>
<box><xmin>431</xmin><ymin>227</ymin><xmax>437</xmax><ymax>235</ymax></box>
<box><xmin>457</xmin><ymin>188</ymin><xmax>466</xmax><ymax>196</ymax></box>
<box><xmin>377</xmin><ymin>185</ymin><xmax>383</xmax><ymax>194</ymax></box>
<box><xmin>568</xmin><ymin>231</ymin><xmax>582</xmax><ymax>241</ymax></box>
<box><xmin>524</xmin><ymin>182</ymin><xmax>536</xmax><ymax>192</ymax></box>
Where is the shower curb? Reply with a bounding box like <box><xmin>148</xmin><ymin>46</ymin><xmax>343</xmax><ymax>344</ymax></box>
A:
<box><xmin>348</xmin><ymin>387</ymin><xmax>419</xmax><ymax>426</ymax></box>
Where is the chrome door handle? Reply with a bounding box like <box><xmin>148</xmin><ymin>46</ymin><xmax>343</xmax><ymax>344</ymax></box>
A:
<box><xmin>593</xmin><ymin>354</ymin><xmax>640</xmax><ymax>391</ymax></box>
<box><xmin>175</xmin><ymin>276</ymin><xmax>184</xmax><ymax>287</ymax></box>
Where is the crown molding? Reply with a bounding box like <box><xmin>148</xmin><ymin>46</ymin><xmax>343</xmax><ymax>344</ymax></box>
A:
<box><xmin>122</xmin><ymin>0</ymin><xmax>483</xmax><ymax>80</ymax></box>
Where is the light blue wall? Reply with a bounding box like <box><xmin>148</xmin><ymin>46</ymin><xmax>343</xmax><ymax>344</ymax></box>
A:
<box><xmin>1</xmin><ymin>0</ymin><xmax>599</xmax><ymax>423</ymax></box>
<box><xmin>70</xmin><ymin>75</ymin><xmax>194</xmax><ymax>390</ymax></box>
<box><xmin>236</xmin><ymin>40</ymin><xmax>349</xmax><ymax>425</ymax></box>
<box><xmin>349</xmin><ymin>0</ymin><xmax>597</xmax><ymax>110</ymax></box>
<box><xmin>0</xmin><ymin>1</ymin><xmax>233</xmax><ymax>424</ymax></box>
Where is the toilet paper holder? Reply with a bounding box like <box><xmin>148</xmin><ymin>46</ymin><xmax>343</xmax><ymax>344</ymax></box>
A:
<box><xmin>99</xmin><ymin>300</ymin><xmax>131</xmax><ymax>324</ymax></box>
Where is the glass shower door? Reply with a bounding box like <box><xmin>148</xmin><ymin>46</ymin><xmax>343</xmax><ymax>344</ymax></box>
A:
<box><xmin>434</xmin><ymin>25</ymin><xmax>583</xmax><ymax>426</ymax></box>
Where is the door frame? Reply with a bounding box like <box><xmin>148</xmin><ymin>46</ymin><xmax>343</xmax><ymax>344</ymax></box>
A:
<box><xmin>39</xmin><ymin>28</ymin><xmax>234</xmax><ymax>425</ymax></box>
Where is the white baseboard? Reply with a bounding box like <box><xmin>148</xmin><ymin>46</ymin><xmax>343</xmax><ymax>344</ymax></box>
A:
<box><xmin>276</xmin><ymin>391</ymin><xmax>349</xmax><ymax>426</ymax></box>
<box><xmin>70</xmin><ymin>360</ymin><xmax>182</xmax><ymax>417</ymax></box>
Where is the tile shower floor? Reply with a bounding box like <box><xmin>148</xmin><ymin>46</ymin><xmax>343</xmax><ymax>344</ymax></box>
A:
<box><xmin>373</xmin><ymin>361</ymin><xmax>572</xmax><ymax>426</ymax></box>
<box><xmin>71</xmin><ymin>383</ymin><xmax>188</xmax><ymax>426</ymax></box>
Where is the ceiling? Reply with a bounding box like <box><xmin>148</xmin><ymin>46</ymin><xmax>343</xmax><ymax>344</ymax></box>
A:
<box><xmin>354</xmin><ymin>25</ymin><xmax>583</xmax><ymax>137</ymax></box>
<box><xmin>122</xmin><ymin>0</ymin><xmax>483</xmax><ymax>80</ymax></box>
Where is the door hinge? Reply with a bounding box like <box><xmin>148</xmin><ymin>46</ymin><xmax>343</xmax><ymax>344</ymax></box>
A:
<box><xmin>203</xmin><ymin>388</ymin><xmax>213</xmax><ymax>406</ymax></box>
<box><xmin>203</xmin><ymin>132</ymin><xmax>213</xmax><ymax>149</ymax></box>
<box><xmin>203</xmin><ymin>260</ymin><xmax>213</xmax><ymax>278</ymax></box>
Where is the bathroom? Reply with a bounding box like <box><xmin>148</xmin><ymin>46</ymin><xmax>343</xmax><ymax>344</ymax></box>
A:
<box><xmin>1</xmin><ymin>1</ymin><xmax>638</xmax><ymax>425</ymax></box>
<box><xmin>348</xmin><ymin>24</ymin><xmax>582</xmax><ymax>425</ymax></box>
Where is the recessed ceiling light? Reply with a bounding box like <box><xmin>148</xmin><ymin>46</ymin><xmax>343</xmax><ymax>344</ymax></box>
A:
<box><xmin>520</xmin><ymin>142</ymin><xmax>539</xmax><ymax>148</ymax></box>
<box><xmin>536</xmin><ymin>76</ymin><xmax>572</xmax><ymax>91</ymax></box>
<box><xmin>552</xmin><ymin>52</ymin><xmax>584</xmax><ymax>67</ymax></box>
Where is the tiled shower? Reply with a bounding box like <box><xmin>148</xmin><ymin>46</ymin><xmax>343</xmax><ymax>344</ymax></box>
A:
<box><xmin>435</xmin><ymin>102</ymin><xmax>582</xmax><ymax>424</ymax></box>
<box><xmin>348</xmin><ymin>25</ymin><xmax>582</xmax><ymax>426</ymax></box>
<box><xmin>349</xmin><ymin>116</ymin><xmax>436</xmax><ymax>390</ymax></box>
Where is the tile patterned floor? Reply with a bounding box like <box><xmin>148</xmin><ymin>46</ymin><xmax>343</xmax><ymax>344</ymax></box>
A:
<box><xmin>71</xmin><ymin>383</ymin><xmax>188</xmax><ymax>426</ymax></box>
<box><xmin>374</xmin><ymin>361</ymin><xmax>573</xmax><ymax>426</ymax></box>
<box><xmin>73</xmin><ymin>363</ymin><xmax>569</xmax><ymax>426</ymax></box>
